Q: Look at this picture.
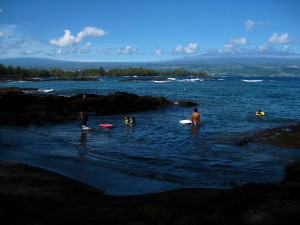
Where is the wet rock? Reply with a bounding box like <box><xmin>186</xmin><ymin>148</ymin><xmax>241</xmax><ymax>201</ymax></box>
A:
<box><xmin>0</xmin><ymin>88</ymin><xmax>173</xmax><ymax>125</ymax></box>
<box><xmin>178</xmin><ymin>101</ymin><xmax>198</xmax><ymax>107</ymax></box>
<box><xmin>236</xmin><ymin>123</ymin><xmax>300</xmax><ymax>148</ymax></box>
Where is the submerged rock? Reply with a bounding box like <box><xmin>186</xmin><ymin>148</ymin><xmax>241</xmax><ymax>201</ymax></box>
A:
<box><xmin>236</xmin><ymin>123</ymin><xmax>300</xmax><ymax>148</ymax></box>
<box><xmin>178</xmin><ymin>100</ymin><xmax>198</xmax><ymax>107</ymax></box>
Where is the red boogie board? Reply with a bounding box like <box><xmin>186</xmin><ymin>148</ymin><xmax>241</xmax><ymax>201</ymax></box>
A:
<box><xmin>99</xmin><ymin>123</ymin><xmax>113</xmax><ymax>128</ymax></box>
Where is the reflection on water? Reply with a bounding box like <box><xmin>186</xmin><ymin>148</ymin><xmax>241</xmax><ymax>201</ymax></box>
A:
<box><xmin>80</xmin><ymin>131</ymin><xmax>87</xmax><ymax>144</ymax></box>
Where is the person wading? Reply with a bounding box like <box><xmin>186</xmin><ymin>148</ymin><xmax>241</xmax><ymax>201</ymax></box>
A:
<box><xmin>191</xmin><ymin>107</ymin><xmax>200</xmax><ymax>126</ymax></box>
<box><xmin>80</xmin><ymin>94</ymin><xmax>88</xmax><ymax>128</ymax></box>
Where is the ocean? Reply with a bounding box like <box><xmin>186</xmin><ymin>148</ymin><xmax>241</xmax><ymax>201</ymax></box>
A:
<box><xmin>0</xmin><ymin>75</ymin><xmax>300</xmax><ymax>195</ymax></box>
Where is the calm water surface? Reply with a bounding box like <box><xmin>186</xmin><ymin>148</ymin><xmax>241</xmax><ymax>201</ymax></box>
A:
<box><xmin>0</xmin><ymin>76</ymin><xmax>300</xmax><ymax>195</ymax></box>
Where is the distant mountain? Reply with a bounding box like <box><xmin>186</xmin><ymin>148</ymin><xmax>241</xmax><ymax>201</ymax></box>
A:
<box><xmin>159</xmin><ymin>53</ymin><xmax>300</xmax><ymax>77</ymax></box>
<box><xmin>1</xmin><ymin>55</ymin><xmax>300</xmax><ymax>77</ymax></box>
<box><xmin>0</xmin><ymin>57</ymin><xmax>147</xmax><ymax>70</ymax></box>
<box><xmin>1</xmin><ymin>53</ymin><xmax>300</xmax><ymax>70</ymax></box>
<box><xmin>164</xmin><ymin>52</ymin><xmax>300</xmax><ymax>64</ymax></box>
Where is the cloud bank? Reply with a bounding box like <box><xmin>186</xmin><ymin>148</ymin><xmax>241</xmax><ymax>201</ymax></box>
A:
<box><xmin>268</xmin><ymin>32</ymin><xmax>290</xmax><ymax>44</ymax></box>
<box><xmin>171</xmin><ymin>42</ymin><xmax>198</xmax><ymax>54</ymax></box>
<box><xmin>118</xmin><ymin>46</ymin><xmax>139</xmax><ymax>55</ymax></box>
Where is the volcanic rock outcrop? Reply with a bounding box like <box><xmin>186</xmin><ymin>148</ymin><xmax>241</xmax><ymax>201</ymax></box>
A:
<box><xmin>0</xmin><ymin>88</ymin><xmax>173</xmax><ymax>125</ymax></box>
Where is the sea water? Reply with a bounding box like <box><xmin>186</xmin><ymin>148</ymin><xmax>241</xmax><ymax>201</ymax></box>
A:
<box><xmin>0</xmin><ymin>76</ymin><xmax>300</xmax><ymax>195</ymax></box>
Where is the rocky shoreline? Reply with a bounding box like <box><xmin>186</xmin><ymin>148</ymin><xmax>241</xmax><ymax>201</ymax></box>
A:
<box><xmin>0</xmin><ymin>88</ymin><xmax>179</xmax><ymax>125</ymax></box>
<box><xmin>237</xmin><ymin>123</ymin><xmax>300</xmax><ymax>148</ymax></box>
<box><xmin>0</xmin><ymin>160</ymin><xmax>300</xmax><ymax>225</ymax></box>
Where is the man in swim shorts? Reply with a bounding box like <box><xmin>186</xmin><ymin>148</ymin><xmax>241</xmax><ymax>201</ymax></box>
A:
<box><xmin>191</xmin><ymin>107</ymin><xmax>200</xmax><ymax>126</ymax></box>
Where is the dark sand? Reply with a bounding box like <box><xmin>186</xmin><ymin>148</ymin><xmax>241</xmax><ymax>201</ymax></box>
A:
<box><xmin>1</xmin><ymin>160</ymin><xmax>300</xmax><ymax>225</ymax></box>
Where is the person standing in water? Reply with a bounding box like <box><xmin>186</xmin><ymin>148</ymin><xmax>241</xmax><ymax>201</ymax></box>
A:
<box><xmin>80</xmin><ymin>94</ymin><xmax>88</xmax><ymax>127</ymax></box>
<box><xmin>191</xmin><ymin>107</ymin><xmax>200</xmax><ymax>126</ymax></box>
<box><xmin>129</xmin><ymin>116</ymin><xmax>135</xmax><ymax>125</ymax></box>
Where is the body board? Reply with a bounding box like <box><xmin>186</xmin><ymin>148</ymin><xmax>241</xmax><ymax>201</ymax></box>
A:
<box><xmin>99</xmin><ymin>123</ymin><xmax>113</xmax><ymax>128</ymax></box>
<box><xmin>180</xmin><ymin>119</ymin><xmax>192</xmax><ymax>124</ymax></box>
<box><xmin>82</xmin><ymin>126</ymin><xmax>92</xmax><ymax>130</ymax></box>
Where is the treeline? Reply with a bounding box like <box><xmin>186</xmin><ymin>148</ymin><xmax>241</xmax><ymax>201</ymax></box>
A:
<box><xmin>0</xmin><ymin>64</ymin><xmax>208</xmax><ymax>80</ymax></box>
<box><xmin>0</xmin><ymin>64</ymin><xmax>78</xmax><ymax>79</ymax></box>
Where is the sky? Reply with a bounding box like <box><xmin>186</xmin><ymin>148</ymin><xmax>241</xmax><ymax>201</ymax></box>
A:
<box><xmin>0</xmin><ymin>0</ymin><xmax>300</xmax><ymax>62</ymax></box>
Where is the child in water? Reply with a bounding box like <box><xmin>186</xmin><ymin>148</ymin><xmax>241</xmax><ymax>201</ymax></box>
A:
<box><xmin>256</xmin><ymin>110</ymin><xmax>265</xmax><ymax>117</ymax></box>
<box><xmin>125</xmin><ymin>116</ymin><xmax>135</xmax><ymax>125</ymax></box>
<box><xmin>130</xmin><ymin>117</ymin><xmax>135</xmax><ymax>125</ymax></box>
<box><xmin>125</xmin><ymin>116</ymin><xmax>130</xmax><ymax>124</ymax></box>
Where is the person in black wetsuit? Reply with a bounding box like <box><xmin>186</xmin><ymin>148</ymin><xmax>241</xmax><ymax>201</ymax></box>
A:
<box><xmin>80</xmin><ymin>94</ymin><xmax>88</xmax><ymax>127</ymax></box>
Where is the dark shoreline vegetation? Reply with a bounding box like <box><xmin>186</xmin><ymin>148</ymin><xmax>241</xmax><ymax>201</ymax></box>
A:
<box><xmin>0</xmin><ymin>64</ymin><xmax>208</xmax><ymax>81</ymax></box>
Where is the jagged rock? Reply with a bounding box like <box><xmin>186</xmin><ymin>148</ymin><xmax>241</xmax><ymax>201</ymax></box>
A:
<box><xmin>0</xmin><ymin>88</ymin><xmax>173</xmax><ymax>125</ymax></box>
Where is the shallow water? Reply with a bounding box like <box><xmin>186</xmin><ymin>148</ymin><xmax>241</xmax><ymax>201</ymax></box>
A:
<box><xmin>1</xmin><ymin>76</ymin><xmax>300</xmax><ymax>195</ymax></box>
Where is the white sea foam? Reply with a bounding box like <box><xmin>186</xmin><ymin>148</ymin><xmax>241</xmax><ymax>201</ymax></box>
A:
<box><xmin>153</xmin><ymin>80</ymin><xmax>170</xmax><ymax>83</ymax></box>
<box><xmin>179</xmin><ymin>78</ymin><xmax>203</xmax><ymax>82</ymax></box>
<box><xmin>9</xmin><ymin>80</ymin><xmax>28</xmax><ymax>84</ymax></box>
<box><xmin>38</xmin><ymin>88</ymin><xmax>54</xmax><ymax>93</ymax></box>
<box><xmin>242</xmin><ymin>79</ymin><xmax>263</xmax><ymax>83</ymax></box>
<box><xmin>153</xmin><ymin>77</ymin><xmax>203</xmax><ymax>83</ymax></box>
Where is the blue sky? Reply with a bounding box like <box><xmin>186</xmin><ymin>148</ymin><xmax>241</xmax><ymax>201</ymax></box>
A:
<box><xmin>0</xmin><ymin>0</ymin><xmax>300</xmax><ymax>62</ymax></box>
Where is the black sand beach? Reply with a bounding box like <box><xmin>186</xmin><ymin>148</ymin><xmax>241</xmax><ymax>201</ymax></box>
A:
<box><xmin>1</xmin><ymin>159</ymin><xmax>300</xmax><ymax>225</ymax></box>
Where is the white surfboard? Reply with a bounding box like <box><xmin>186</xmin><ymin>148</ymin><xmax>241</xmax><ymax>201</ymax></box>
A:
<box><xmin>180</xmin><ymin>119</ymin><xmax>192</xmax><ymax>124</ymax></box>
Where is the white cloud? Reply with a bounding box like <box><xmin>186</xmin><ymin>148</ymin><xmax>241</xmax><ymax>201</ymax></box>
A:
<box><xmin>50</xmin><ymin>27</ymin><xmax>106</xmax><ymax>47</ymax></box>
<box><xmin>0</xmin><ymin>31</ymin><xmax>4</xmax><ymax>37</ymax></box>
<box><xmin>257</xmin><ymin>43</ymin><xmax>269</xmax><ymax>51</ymax></box>
<box><xmin>185</xmin><ymin>42</ymin><xmax>198</xmax><ymax>53</ymax></box>
<box><xmin>268</xmin><ymin>32</ymin><xmax>290</xmax><ymax>44</ymax></box>
<box><xmin>171</xmin><ymin>42</ymin><xmax>198</xmax><ymax>54</ymax></box>
<box><xmin>118</xmin><ymin>46</ymin><xmax>138</xmax><ymax>55</ymax></box>
<box><xmin>153</xmin><ymin>48</ymin><xmax>163</xmax><ymax>55</ymax></box>
<box><xmin>55</xmin><ymin>48</ymin><xmax>62</xmax><ymax>55</ymax></box>
<box><xmin>229</xmin><ymin>37</ymin><xmax>248</xmax><ymax>45</ymax></box>
<box><xmin>245</xmin><ymin>19</ymin><xmax>270</xmax><ymax>31</ymax></box>
<box><xmin>283</xmin><ymin>45</ymin><xmax>289</xmax><ymax>52</ymax></box>
<box><xmin>50</xmin><ymin>30</ymin><xmax>79</xmax><ymax>47</ymax></box>
<box><xmin>97</xmin><ymin>48</ymin><xmax>114</xmax><ymax>55</ymax></box>
<box><xmin>218</xmin><ymin>37</ymin><xmax>248</xmax><ymax>54</ymax></box>
<box><xmin>219</xmin><ymin>44</ymin><xmax>234</xmax><ymax>53</ymax></box>
<box><xmin>20</xmin><ymin>49</ymin><xmax>42</xmax><ymax>55</ymax></box>
<box><xmin>73</xmin><ymin>42</ymin><xmax>92</xmax><ymax>54</ymax></box>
